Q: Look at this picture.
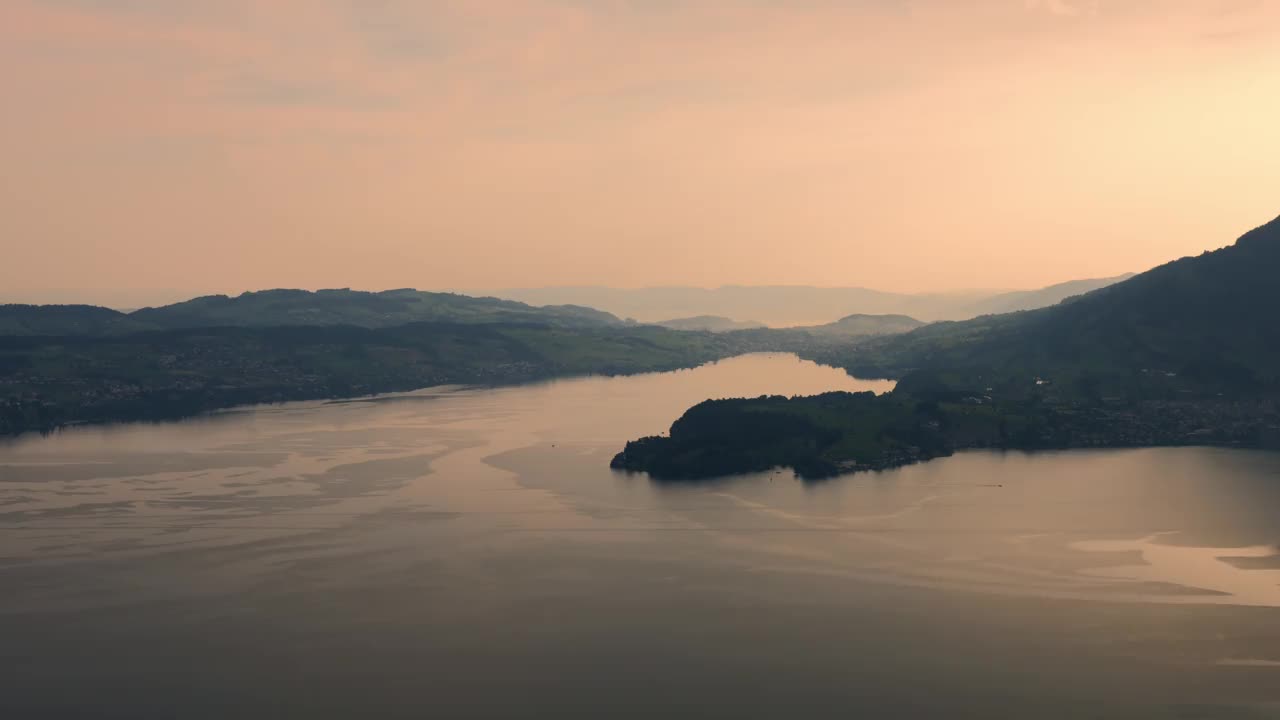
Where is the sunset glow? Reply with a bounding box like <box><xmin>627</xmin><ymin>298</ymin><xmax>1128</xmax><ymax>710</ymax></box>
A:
<box><xmin>3</xmin><ymin>0</ymin><xmax>1278</xmax><ymax>300</ymax></box>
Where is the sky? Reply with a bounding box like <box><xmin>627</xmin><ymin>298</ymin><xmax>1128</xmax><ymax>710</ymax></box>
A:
<box><xmin>2</xmin><ymin>0</ymin><xmax>1279</xmax><ymax>303</ymax></box>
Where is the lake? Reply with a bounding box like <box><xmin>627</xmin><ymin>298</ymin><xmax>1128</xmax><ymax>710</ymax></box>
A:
<box><xmin>3</xmin><ymin>353</ymin><xmax>1279</xmax><ymax>718</ymax></box>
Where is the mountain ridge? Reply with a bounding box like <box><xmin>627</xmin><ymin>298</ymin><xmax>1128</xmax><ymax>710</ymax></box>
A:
<box><xmin>0</xmin><ymin>288</ymin><xmax>625</xmax><ymax>337</ymax></box>
<box><xmin>843</xmin><ymin>214</ymin><xmax>1280</xmax><ymax>391</ymax></box>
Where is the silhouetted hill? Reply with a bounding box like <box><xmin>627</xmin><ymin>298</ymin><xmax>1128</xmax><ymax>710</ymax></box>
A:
<box><xmin>847</xmin><ymin>214</ymin><xmax>1280</xmax><ymax>394</ymax></box>
<box><xmin>0</xmin><ymin>305</ymin><xmax>151</xmax><ymax>336</ymax></box>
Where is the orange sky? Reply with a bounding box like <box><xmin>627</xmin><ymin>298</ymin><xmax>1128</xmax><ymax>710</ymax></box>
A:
<box><xmin>2</xmin><ymin>0</ymin><xmax>1278</xmax><ymax>300</ymax></box>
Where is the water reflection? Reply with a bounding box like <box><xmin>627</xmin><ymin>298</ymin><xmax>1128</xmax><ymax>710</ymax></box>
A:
<box><xmin>3</xmin><ymin>354</ymin><xmax>1280</xmax><ymax>717</ymax></box>
<box><xmin>1074</xmin><ymin>535</ymin><xmax>1280</xmax><ymax>607</ymax></box>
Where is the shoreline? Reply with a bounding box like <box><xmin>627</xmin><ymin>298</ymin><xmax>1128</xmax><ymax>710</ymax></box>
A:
<box><xmin>612</xmin><ymin>438</ymin><xmax>1268</xmax><ymax>482</ymax></box>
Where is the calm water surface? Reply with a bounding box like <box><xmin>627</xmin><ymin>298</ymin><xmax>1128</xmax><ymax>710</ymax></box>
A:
<box><xmin>3</xmin><ymin>353</ymin><xmax>1280</xmax><ymax>718</ymax></box>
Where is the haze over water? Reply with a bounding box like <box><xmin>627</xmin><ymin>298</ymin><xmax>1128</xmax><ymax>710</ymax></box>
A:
<box><xmin>3</xmin><ymin>354</ymin><xmax>1280</xmax><ymax>718</ymax></box>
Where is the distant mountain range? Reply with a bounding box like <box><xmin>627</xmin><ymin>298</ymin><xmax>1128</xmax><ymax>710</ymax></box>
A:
<box><xmin>0</xmin><ymin>289</ymin><xmax>624</xmax><ymax>337</ymax></box>
<box><xmin>485</xmin><ymin>275</ymin><xmax>1133</xmax><ymax>326</ymax></box>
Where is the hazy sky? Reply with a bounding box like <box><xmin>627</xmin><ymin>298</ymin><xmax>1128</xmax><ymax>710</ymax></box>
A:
<box><xmin>3</xmin><ymin>0</ymin><xmax>1278</xmax><ymax>301</ymax></box>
